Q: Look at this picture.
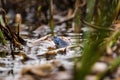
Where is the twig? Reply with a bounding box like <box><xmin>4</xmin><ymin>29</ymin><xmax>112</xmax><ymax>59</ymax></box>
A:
<box><xmin>31</xmin><ymin>34</ymin><xmax>52</xmax><ymax>45</ymax></box>
<box><xmin>83</xmin><ymin>20</ymin><xmax>114</xmax><ymax>31</ymax></box>
<box><xmin>37</xmin><ymin>45</ymin><xmax>79</xmax><ymax>56</ymax></box>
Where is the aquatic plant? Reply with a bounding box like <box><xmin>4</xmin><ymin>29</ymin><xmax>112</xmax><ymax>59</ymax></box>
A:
<box><xmin>74</xmin><ymin>0</ymin><xmax>120</xmax><ymax>80</ymax></box>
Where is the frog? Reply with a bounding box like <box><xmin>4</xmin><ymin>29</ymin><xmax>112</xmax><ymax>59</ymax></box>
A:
<box><xmin>53</xmin><ymin>36</ymin><xmax>69</xmax><ymax>48</ymax></box>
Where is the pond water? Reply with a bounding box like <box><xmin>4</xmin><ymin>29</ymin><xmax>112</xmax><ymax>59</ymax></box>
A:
<box><xmin>0</xmin><ymin>29</ymin><xmax>82</xmax><ymax>80</ymax></box>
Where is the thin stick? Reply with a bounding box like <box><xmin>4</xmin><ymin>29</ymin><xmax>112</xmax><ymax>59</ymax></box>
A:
<box><xmin>83</xmin><ymin>20</ymin><xmax>114</xmax><ymax>31</ymax></box>
<box><xmin>37</xmin><ymin>45</ymin><xmax>79</xmax><ymax>56</ymax></box>
<box><xmin>49</xmin><ymin>0</ymin><xmax>54</xmax><ymax>36</ymax></box>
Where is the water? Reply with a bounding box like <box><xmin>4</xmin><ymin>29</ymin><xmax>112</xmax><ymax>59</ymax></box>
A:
<box><xmin>0</xmin><ymin>32</ymin><xmax>82</xmax><ymax>80</ymax></box>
